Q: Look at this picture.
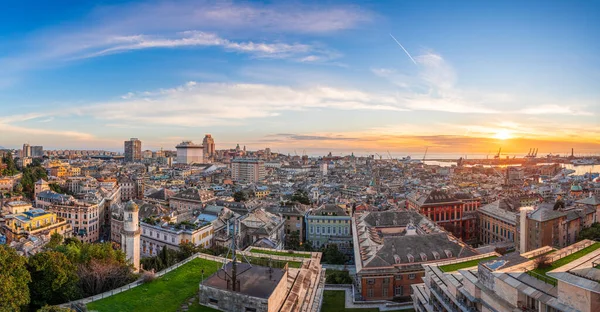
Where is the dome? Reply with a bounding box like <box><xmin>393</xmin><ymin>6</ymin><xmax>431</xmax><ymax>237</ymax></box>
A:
<box><xmin>571</xmin><ymin>184</ymin><xmax>583</xmax><ymax>192</ymax></box>
<box><xmin>125</xmin><ymin>200</ymin><xmax>139</xmax><ymax>212</ymax></box>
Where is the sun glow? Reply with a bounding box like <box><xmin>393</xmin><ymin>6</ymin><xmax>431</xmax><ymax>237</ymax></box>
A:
<box><xmin>494</xmin><ymin>129</ymin><xmax>512</xmax><ymax>140</ymax></box>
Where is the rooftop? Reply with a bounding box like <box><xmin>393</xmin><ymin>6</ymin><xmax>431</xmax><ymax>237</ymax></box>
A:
<box><xmin>201</xmin><ymin>262</ymin><xmax>285</xmax><ymax>299</ymax></box>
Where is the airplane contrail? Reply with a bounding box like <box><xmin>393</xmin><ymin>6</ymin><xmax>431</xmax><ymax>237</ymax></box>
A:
<box><xmin>389</xmin><ymin>33</ymin><xmax>417</xmax><ymax>65</ymax></box>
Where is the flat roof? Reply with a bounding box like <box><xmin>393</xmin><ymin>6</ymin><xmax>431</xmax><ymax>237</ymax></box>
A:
<box><xmin>201</xmin><ymin>262</ymin><xmax>285</xmax><ymax>299</ymax></box>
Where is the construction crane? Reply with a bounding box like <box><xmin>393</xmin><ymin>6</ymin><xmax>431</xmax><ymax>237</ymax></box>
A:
<box><xmin>422</xmin><ymin>147</ymin><xmax>429</xmax><ymax>162</ymax></box>
<box><xmin>494</xmin><ymin>148</ymin><xmax>501</xmax><ymax>159</ymax></box>
<box><xmin>375</xmin><ymin>153</ymin><xmax>383</xmax><ymax>160</ymax></box>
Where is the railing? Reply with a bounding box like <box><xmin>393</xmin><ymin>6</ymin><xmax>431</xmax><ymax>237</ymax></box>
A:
<box><xmin>547</xmin><ymin>240</ymin><xmax>594</xmax><ymax>263</ymax></box>
<box><xmin>525</xmin><ymin>269</ymin><xmax>557</xmax><ymax>286</ymax></box>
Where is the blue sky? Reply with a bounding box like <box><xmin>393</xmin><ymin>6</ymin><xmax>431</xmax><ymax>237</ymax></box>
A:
<box><xmin>0</xmin><ymin>0</ymin><xmax>598</xmax><ymax>155</ymax></box>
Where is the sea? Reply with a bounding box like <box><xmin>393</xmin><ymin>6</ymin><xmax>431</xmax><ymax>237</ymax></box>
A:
<box><xmin>423</xmin><ymin>161</ymin><xmax>599</xmax><ymax>175</ymax></box>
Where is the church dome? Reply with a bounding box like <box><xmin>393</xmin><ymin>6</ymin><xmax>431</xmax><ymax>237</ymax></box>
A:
<box><xmin>571</xmin><ymin>184</ymin><xmax>583</xmax><ymax>192</ymax></box>
<box><xmin>125</xmin><ymin>200</ymin><xmax>139</xmax><ymax>212</ymax></box>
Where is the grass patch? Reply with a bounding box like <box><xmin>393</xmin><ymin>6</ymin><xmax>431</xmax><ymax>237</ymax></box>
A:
<box><xmin>439</xmin><ymin>256</ymin><xmax>498</xmax><ymax>272</ymax></box>
<box><xmin>530</xmin><ymin>242</ymin><xmax>600</xmax><ymax>284</ymax></box>
<box><xmin>87</xmin><ymin>258</ymin><xmax>222</xmax><ymax>312</ymax></box>
<box><xmin>226</xmin><ymin>254</ymin><xmax>303</xmax><ymax>268</ymax></box>
<box><xmin>250</xmin><ymin>248</ymin><xmax>312</xmax><ymax>258</ymax></box>
<box><xmin>321</xmin><ymin>290</ymin><xmax>413</xmax><ymax>312</ymax></box>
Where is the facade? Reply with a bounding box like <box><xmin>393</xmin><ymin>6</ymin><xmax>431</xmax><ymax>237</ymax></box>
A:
<box><xmin>516</xmin><ymin>202</ymin><xmax>596</xmax><ymax>253</ymax></box>
<box><xmin>169</xmin><ymin>188</ymin><xmax>216</xmax><ymax>220</ymax></box>
<box><xmin>140</xmin><ymin>219</ymin><xmax>214</xmax><ymax>257</ymax></box>
<box><xmin>478</xmin><ymin>199</ymin><xmax>518</xmax><ymax>245</ymax></box>
<box><xmin>305</xmin><ymin>204</ymin><xmax>352</xmax><ymax>254</ymax></box>
<box><xmin>407</xmin><ymin>190</ymin><xmax>480</xmax><ymax>245</ymax></box>
<box><xmin>353</xmin><ymin>210</ymin><xmax>478</xmax><ymax>301</ymax></box>
<box><xmin>266</xmin><ymin>204</ymin><xmax>308</xmax><ymax>244</ymax></box>
<box><xmin>118</xmin><ymin>176</ymin><xmax>136</xmax><ymax>201</ymax></box>
<box><xmin>124</xmin><ymin>138</ymin><xmax>142</xmax><ymax>162</ymax></box>
<box><xmin>3</xmin><ymin>200</ymin><xmax>32</xmax><ymax>214</ymax></box>
<box><xmin>22</xmin><ymin>143</ymin><xmax>31</xmax><ymax>158</ymax></box>
<box><xmin>121</xmin><ymin>201</ymin><xmax>141</xmax><ymax>272</ymax></box>
<box><xmin>231</xmin><ymin>158</ymin><xmax>265</xmax><ymax>183</ymax></box>
<box><xmin>2</xmin><ymin>208</ymin><xmax>71</xmax><ymax>243</ymax></box>
<box><xmin>31</xmin><ymin>146</ymin><xmax>44</xmax><ymax>157</ymax></box>
<box><xmin>413</xmin><ymin>240</ymin><xmax>600</xmax><ymax>312</ymax></box>
<box><xmin>202</xmin><ymin>134</ymin><xmax>215</xmax><ymax>161</ymax></box>
<box><xmin>176</xmin><ymin>141</ymin><xmax>204</xmax><ymax>164</ymax></box>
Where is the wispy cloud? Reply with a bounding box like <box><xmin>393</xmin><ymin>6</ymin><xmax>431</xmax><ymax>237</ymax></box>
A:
<box><xmin>22</xmin><ymin>81</ymin><xmax>407</xmax><ymax>128</ymax></box>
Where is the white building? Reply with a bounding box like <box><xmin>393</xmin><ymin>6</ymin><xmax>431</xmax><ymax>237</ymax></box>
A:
<box><xmin>176</xmin><ymin>141</ymin><xmax>204</xmax><ymax>164</ymax></box>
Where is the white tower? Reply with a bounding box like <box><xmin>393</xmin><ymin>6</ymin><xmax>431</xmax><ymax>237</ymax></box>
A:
<box><xmin>122</xmin><ymin>200</ymin><xmax>141</xmax><ymax>272</ymax></box>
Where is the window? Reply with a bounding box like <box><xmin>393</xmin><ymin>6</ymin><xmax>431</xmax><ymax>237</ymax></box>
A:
<box><xmin>395</xmin><ymin>275</ymin><xmax>402</xmax><ymax>281</ymax></box>
<box><xmin>408</xmin><ymin>274</ymin><xmax>416</xmax><ymax>280</ymax></box>
<box><xmin>395</xmin><ymin>286</ymin><xmax>403</xmax><ymax>296</ymax></box>
<box><xmin>208</xmin><ymin>298</ymin><xmax>218</xmax><ymax>305</ymax></box>
<box><xmin>382</xmin><ymin>288</ymin><xmax>388</xmax><ymax>297</ymax></box>
<box><xmin>383</xmin><ymin>278</ymin><xmax>390</xmax><ymax>285</ymax></box>
<box><xmin>366</xmin><ymin>279</ymin><xmax>375</xmax><ymax>285</ymax></box>
<box><xmin>367</xmin><ymin>288</ymin><xmax>374</xmax><ymax>298</ymax></box>
<box><xmin>245</xmin><ymin>308</ymin><xmax>257</xmax><ymax>312</ymax></box>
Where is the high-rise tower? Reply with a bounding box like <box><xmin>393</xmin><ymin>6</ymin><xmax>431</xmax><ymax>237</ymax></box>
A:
<box><xmin>124</xmin><ymin>138</ymin><xmax>142</xmax><ymax>162</ymax></box>
<box><xmin>202</xmin><ymin>134</ymin><xmax>215</xmax><ymax>161</ymax></box>
<box><xmin>121</xmin><ymin>200</ymin><xmax>141</xmax><ymax>272</ymax></box>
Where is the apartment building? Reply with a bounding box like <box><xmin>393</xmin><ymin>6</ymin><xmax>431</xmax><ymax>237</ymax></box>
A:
<box><xmin>412</xmin><ymin>239</ymin><xmax>600</xmax><ymax>312</ymax></box>
<box><xmin>2</xmin><ymin>208</ymin><xmax>71</xmax><ymax>243</ymax></box>
<box><xmin>305</xmin><ymin>204</ymin><xmax>353</xmax><ymax>254</ymax></box>
<box><xmin>479</xmin><ymin>199</ymin><xmax>518</xmax><ymax>245</ymax></box>
<box><xmin>231</xmin><ymin>158</ymin><xmax>265</xmax><ymax>183</ymax></box>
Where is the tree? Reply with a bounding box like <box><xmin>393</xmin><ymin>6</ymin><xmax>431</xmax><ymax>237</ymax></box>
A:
<box><xmin>325</xmin><ymin>270</ymin><xmax>353</xmax><ymax>284</ymax></box>
<box><xmin>28</xmin><ymin>251</ymin><xmax>80</xmax><ymax>308</ymax></box>
<box><xmin>578</xmin><ymin>223</ymin><xmax>600</xmax><ymax>241</ymax></box>
<box><xmin>233</xmin><ymin>191</ymin><xmax>248</xmax><ymax>202</ymax></box>
<box><xmin>1</xmin><ymin>153</ymin><xmax>18</xmax><ymax>176</ymax></box>
<box><xmin>45</xmin><ymin>233</ymin><xmax>64</xmax><ymax>250</ymax></box>
<box><xmin>286</xmin><ymin>231</ymin><xmax>301</xmax><ymax>250</ymax></box>
<box><xmin>0</xmin><ymin>245</ymin><xmax>31</xmax><ymax>311</ymax></box>
<box><xmin>291</xmin><ymin>190</ymin><xmax>311</xmax><ymax>205</ymax></box>
<box><xmin>49</xmin><ymin>183</ymin><xmax>63</xmax><ymax>194</ymax></box>
<box><xmin>321</xmin><ymin>244</ymin><xmax>346</xmax><ymax>265</ymax></box>
<box><xmin>178</xmin><ymin>242</ymin><xmax>200</xmax><ymax>260</ymax></box>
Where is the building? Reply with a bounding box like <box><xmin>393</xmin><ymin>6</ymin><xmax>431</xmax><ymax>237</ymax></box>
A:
<box><xmin>506</xmin><ymin>166</ymin><xmax>525</xmax><ymax>185</ymax></box>
<box><xmin>305</xmin><ymin>204</ymin><xmax>352</xmax><ymax>254</ymax></box>
<box><xmin>231</xmin><ymin>159</ymin><xmax>265</xmax><ymax>183</ymax></box>
<box><xmin>266</xmin><ymin>204</ymin><xmax>309</xmax><ymax>244</ymax></box>
<box><xmin>22</xmin><ymin>143</ymin><xmax>31</xmax><ymax>158</ymax></box>
<box><xmin>176</xmin><ymin>141</ymin><xmax>204</xmax><ymax>165</ymax></box>
<box><xmin>407</xmin><ymin>190</ymin><xmax>480</xmax><ymax>245</ymax></box>
<box><xmin>412</xmin><ymin>239</ymin><xmax>600</xmax><ymax>312</ymax></box>
<box><xmin>239</xmin><ymin>208</ymin><xmax>285</xmax><ymax>250</ymax></box>
<box><xmin>121</xmin><ymin>201</ymin><xmax>140</xmax><ymax>272</ymax></box>
<box><xmin>169</xmin><ymin>188</ymin><xmax>216</xmax><ymax>220</ymax></box>
<box><xmin>353</xmin><ymin>210</ymin><xmax>478</xmax><ymax>301</ymax></box>
<box><xmin>118</xmin><ymin>176</ymin><xmax>136</xmax><ymax>201</ymax></box>
<box><xmin>124</xmin><ymin>138</ymin><xmax>142</xmax><ymax>162</ymax></box>
<box><xmin>516</xmin><ymin>202</ymin><xmax>596</xmax><ymax>253</ymax></box>
<box><xmin>479</xmin><ymin>199</ymin><xmax>519</xmax><ymax>245</ymax></box>
<box><xmin>199</xmin><ymin>252</ymin><xmax>324</xmax><ymax>312</ymax></box>
<box><xmin>31</xmin><ymin>146</ymin><xmax>44</xmax><ymax>157</ymax></box>
<box><xmin>202</xmin><ymin>134</ymin><xmax>215</xmax><ymax>161</ymax></box>
<box><xmin>3</xmin><ymin>200</ymin><xmax>32</xmax><ymax>214</ymax></box>
<box><xmin>140</xmin><ymin>216</ymin><xmax>214</xmax><ymax>257</ymax></box>
<box><xmin>2</xmin><ymin>208</ymin><xmax>71</xmax><ymax>243</ymax></box>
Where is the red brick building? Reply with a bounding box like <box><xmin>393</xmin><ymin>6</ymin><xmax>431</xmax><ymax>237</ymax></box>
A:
<box><xmin>406</xmin><ymin>190</ymin><xmax>480</xmax><ymax>245</ymax></box>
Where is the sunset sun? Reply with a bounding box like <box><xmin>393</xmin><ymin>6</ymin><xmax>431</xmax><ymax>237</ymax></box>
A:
<box><xmin>494</xmin><ymin>130</ymin><xmax>512</xmax><ymax>140</ymax></box>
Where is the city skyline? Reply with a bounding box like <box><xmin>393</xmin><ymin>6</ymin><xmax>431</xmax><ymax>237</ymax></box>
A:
<box><xmin>0</xmin><ymin>0</ymin><xmax>599</xmax><ymax>154</ymax></box>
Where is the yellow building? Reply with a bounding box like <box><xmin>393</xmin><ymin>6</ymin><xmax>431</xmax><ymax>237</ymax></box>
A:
<box><xmin>3</xmin><ymin>200</ymin><xmax>32</xmax><ymax>214</ymax></box>
<box><xmin>2</xmin><ymin>208</ymin><xmax>71</xmax><ymax>243</ymax></box>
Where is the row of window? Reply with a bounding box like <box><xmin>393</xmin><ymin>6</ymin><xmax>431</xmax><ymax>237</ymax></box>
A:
<box><xmin>309</xmin><ymin>219</ymin><xmax>349</xmax><ymax>224</ymax></box>
<box><xmin>309</xmin><ymin>225</ymin><xmax>350</xmax><ymax>235</ymax></box>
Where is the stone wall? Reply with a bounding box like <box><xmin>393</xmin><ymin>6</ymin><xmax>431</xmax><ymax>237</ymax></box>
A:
<box><xmin>199</xmin><ymin>284</ymin><xmax>269</xmax><ymax>312</ymax></box>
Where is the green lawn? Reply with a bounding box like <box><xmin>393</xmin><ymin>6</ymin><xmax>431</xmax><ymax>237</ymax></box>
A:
<box><xmin>226</xmin><ymin>254</ymin><xmax>303</xmax><ymax>268</ymax></box>
<box><xmin>439</xmin><ymin>256</ymin><xmax>498</xmax><ymax>272</ymax></box>
<box><xmin>87</xmin><ymin>258</ymin><xmax>222</xmax><ymax>312</ymax></box>
<box><xmin>321</xmin><ymin>291</ymin><xmax>413</xmax><ymax>312</ymax></box>
<box><xmin>250</xmin><ymin>248</ymin><xmax>312</xmax><ymax>258</ymax></box>
<box><xmin>530</xmin><ymin>242</ymin><xmax>600</xmax><ymax>284</ymax></box>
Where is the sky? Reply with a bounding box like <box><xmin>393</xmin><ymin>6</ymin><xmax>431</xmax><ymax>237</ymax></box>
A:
<box><xmin>0</xmin><ymin>0</ymin><xmax>599</xmax><ymax>157</ymax></box>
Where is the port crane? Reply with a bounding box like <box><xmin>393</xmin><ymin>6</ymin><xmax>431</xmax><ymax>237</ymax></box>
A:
<box><xmin>422</xmin><ymin>147</ymin><xmax>429</xmax><ymax>162</ymax></box>
<box><xmin>494</xmin><ymin>148</ymin><xmax>501</xmax><ymax>159</ymax></box>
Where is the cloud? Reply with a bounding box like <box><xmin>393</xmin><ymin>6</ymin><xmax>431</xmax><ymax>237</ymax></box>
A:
<box><xmin>0</xmin><ymin>123</ymin><xmax>95</xmax><ymax>141</ymax></box>
<box><xmin>78</xmin><ymin>31</ymin><xmax>329</xmax><ymax>60</ymax></box>
<box><xmin>374</xmin><ymin>50</ymin><xmax>595</xmax><ymax>116</ymax></box>
<box><xmin>266</xmin><ymin>133</ymin><xmax>359</xmax><ymax>142</ymax></box>
<box><xmin>22</xmin><ymin>82</ymin><xmax>407</xmax><ymax>128</ymax></box>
